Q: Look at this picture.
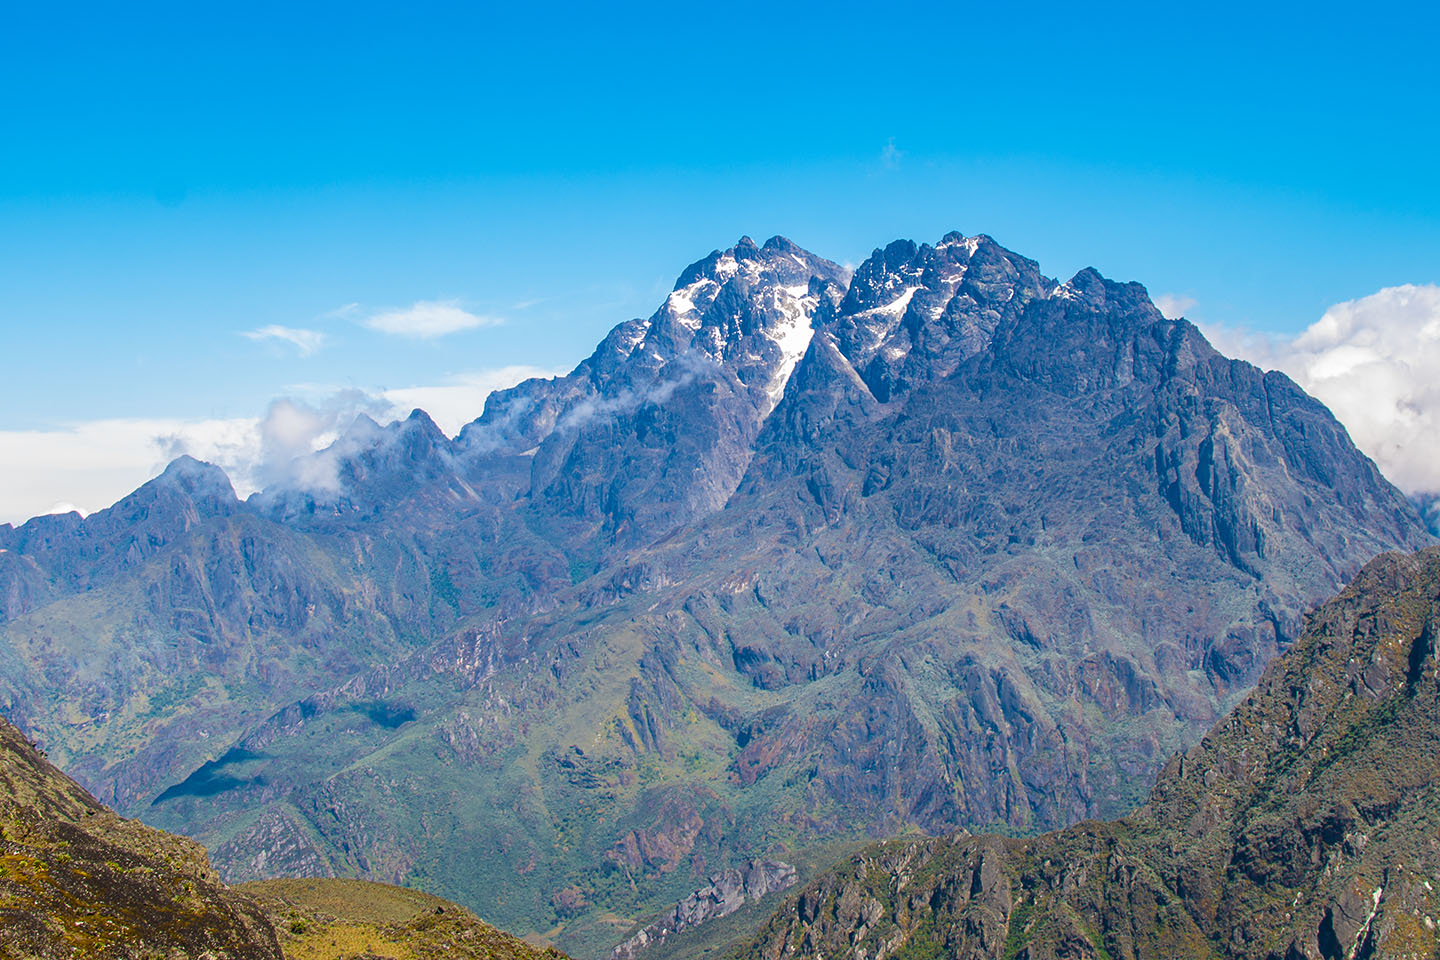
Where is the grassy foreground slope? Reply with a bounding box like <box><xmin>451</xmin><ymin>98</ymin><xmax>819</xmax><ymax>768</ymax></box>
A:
<box><xmin>0</xmin><ymin>714</ymin><xmax>281</xmax><ymax>959</ymax></box>
<box><xmin>0</xmin><ymin>713</ymin><xmax>565</xmax><ymax>960</ymax></box>
<box><xmin>239</xmin><ymin>878</ymin><xmax>569</xmax><ymax>960</ymax></box>
<box><xmin>738</xmin><ymin>546</ymin><xmax>1440</xmax><ymax>960</ymax></box>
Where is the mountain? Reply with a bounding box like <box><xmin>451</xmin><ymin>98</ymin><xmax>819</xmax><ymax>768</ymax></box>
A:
<box><xmin>0</xmin><ymin>232</ymin><xmax>1430</xmax><ymax>957</ymax></box>
<box><xmin>0</xmin><ymin>711</ymin><xmax>570</xmax><ymax>960</ymax></box>
<box><xmin>740</xmin><ymin>545</ymin><xmax>1440</xmax><ymax>960</ymax></box>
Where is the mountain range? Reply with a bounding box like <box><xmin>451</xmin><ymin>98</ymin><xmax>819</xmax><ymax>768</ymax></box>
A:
<box><xmin>0</xmin><ymin>232</ymin><xmax>1430</xmax><ymax>957</ymax></box>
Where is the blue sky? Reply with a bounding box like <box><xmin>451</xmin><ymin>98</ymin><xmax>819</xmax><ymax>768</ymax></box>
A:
<box><xmin>2</xmin><ymin>0</ymin><xmax>1438</xmax><ymax>521</ymax></box>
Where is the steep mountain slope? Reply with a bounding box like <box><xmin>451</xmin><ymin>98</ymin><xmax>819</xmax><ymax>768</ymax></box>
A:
<box><xmin>453</xmin><ymin>235</ymin><xmax>849</xmax><ymax>557</ymax></box>
<box><xmin>740</xmin><ymin>545</ymin><xmax>1440</xmax><ymax>960</ymax></box>
<box><xmin>0</xmin><ymin>456</ymin><xmax>446</xmax><ymax>811</ymax></box>
<box><xmin>0</xmin><ymin>714</ymin><xmax>282</xmax><ymax>958</ymax></box>
<box><xmin>0</xmin><ymin>233</ymin><xmax>1430</xmax><ymax>958</ymax></box>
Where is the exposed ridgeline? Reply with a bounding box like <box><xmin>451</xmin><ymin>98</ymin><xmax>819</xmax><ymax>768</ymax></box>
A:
<box><xmin>0</xmin><ymin>233</ymin><xmax>1430</xmax><ymax>957</ymax></box>
<box><xmin>739</xmin><ymin>547</ymin><xmax>1440</xmax><ymax>960</ymax></box>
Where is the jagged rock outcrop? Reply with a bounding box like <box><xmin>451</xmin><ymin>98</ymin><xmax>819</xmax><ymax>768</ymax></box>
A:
<box><xmin>612</xmin><ymin>860</ymin><xmax>798</xmax><ymax>960</ymax></box>
<box><xmin>461</xmin><ymin>235</ymin><xmax>850</xmax><ymax>552</ymax></box>
<box><xmin>739</xmin><ymin>546</ymin><xmax>1440</xmax><ymax>960</ymax></box>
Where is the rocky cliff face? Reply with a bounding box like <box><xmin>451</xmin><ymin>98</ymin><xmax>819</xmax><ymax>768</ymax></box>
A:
<box><xmin>739</xmin><ymin>546</ymin><xmax>1440</xmax><ymax>960</ymax></box>
<box><xmin>612</xmin><ymin>859</ymin><xmax>798</xmax><ymax>960</ymax></box>
<box><xmin>0</xmin><ymin>233</ymin><xmax>1430</xmax><ymax>958</ymax></box>
<box><xmin>460</xmin><ymin>235</ymin><xmax>850</xmax><ymax>554</ymax></box>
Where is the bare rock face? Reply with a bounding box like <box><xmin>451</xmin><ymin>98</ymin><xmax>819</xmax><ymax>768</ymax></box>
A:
<box><xmin>209</xmin><ymin>807</ymin><xmax>337</xmax><ymax>883</ymax></box>
<box><xmin>738</xmin><ymin>546</ymin><xmax>1440</xmax><ymax>960</ymax></box>
<box><xmin>612</xmin><ymin>859</ymin><xmax>799</xmax><ymax>960</ymax></box>
<box><xmin>460</xmin><ymin>235</ymin><xmax>850</xmax><ymax>553</ymax></box>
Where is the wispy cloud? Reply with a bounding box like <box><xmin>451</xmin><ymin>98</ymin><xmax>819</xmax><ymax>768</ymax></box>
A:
<box><xmin>881</xmin><ymin>137</ymin><xmax>903</xmax><ymax>170</ymax></box>
<box><xmin>1153</xmin><ymin>293</ymin><xmax>1196</xmax><ymax>320</ymax></box>
<box><xmin>1198</xmin><ymin>283</ymin><xmax>1440</xmax><ymax>497</ymax></box>
<box><xmin>363</xmin><ymin>300</ymin><xmax>502</xmax><ymax>338</ymax></box>
<box><xmin>241</xmin><ymin>324</ymin><xmax>327</xmax><ymax>356</ymax></box>
<box><xmin>321</xmin><ymin>302</ymin><xmax>361</xmax><ymax>320</ymax></box>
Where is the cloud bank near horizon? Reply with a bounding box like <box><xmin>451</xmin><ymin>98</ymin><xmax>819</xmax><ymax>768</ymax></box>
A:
<box><xmin>0</xmin><ymin>365</ymin><xmax>557</xmax><ymax>525</ymax></box>
<box><xmin>1197</xmin><ymin>283</ymin><xmax>1440</xmax><ymax>500</ymax></box>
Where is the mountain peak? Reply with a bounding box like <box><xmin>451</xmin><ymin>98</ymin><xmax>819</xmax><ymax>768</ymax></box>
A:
<box><xmin>156</xmin><ymin>455</ymin><xmax>236</xmax><ymax>496</ymax></box>
<box><xmin>829</xmin><ymin>230</ymin><xmax>1050</xmax><ymax>401</ymax></box>
<box><xmin>1052</xmin><ymin>266</ymin><xmax>1164</xmax><ymax>322</ymax></box>
<box><xmin>401</xmin><ymin>407</ymin><xmax>445</xmax><ymax>437</ymax></box>
<box><xmin>652</xmin><ymin>237</ymin><xmax>847</xmax><ymax>381</ymax></box>
<box><xmin>760</xmin><ymin>235</ymin><xmax>803</xmax><ymax>255</ymax></box>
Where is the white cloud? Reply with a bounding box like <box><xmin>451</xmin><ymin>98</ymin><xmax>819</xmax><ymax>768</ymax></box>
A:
<box><xmin>0</xmin><ymin>417</ymin><xmax>259</xmax><ymax>525</ymax></box>
<box><xmin>363</xmin><ymin>300</ymin><xmax>502</xmax><ymax>338</ymax></box>
<box><xmin>1153</xmin><ymin>293</ymin><xmax>1196</xmax><ymax>320</ymax></box>
<box><xmin>1198</xmin><ymin>283</ymin><xmax>1440</xmax><ymax>496</ymax></box>
<box><xmin>0</xmin><ymin>367</ymin><xmax>553</xmax><ymax>525</ymax></box>
<box><xmin>321</xmin><ymin>302</ymin><xmax>361</xmax><ymax>320</ymax></box>
<box><xmin>240</xmin><ymin>324</ymin><xmax>327</xmax><ymax>356</ymax></box>
<box><xmin>246</xmin><ymin>392</ymin><xmax>393</xmax><ymax>496</ymax></box>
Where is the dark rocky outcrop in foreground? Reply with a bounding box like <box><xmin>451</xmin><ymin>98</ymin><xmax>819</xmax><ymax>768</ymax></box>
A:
<box><xmin>738</xmin><ymin>547</ymin><xmax>1440</xmax><ymax>960</ymax></box>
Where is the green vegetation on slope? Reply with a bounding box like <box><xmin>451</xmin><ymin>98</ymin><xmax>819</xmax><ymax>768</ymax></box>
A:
<box><xmin>240</xmin><ymin>877</ymin><xmax>570</xmax><ymax>960</ymax></box>
<box><xmin>0</xmin><ymin>714</ymin><xmax>281</xmax><ymax>959</ymax></box>
<box><xmin>736</xmin><ymin>547</ymin><xmax>1440</xmax><ymax>960</ymax></box>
